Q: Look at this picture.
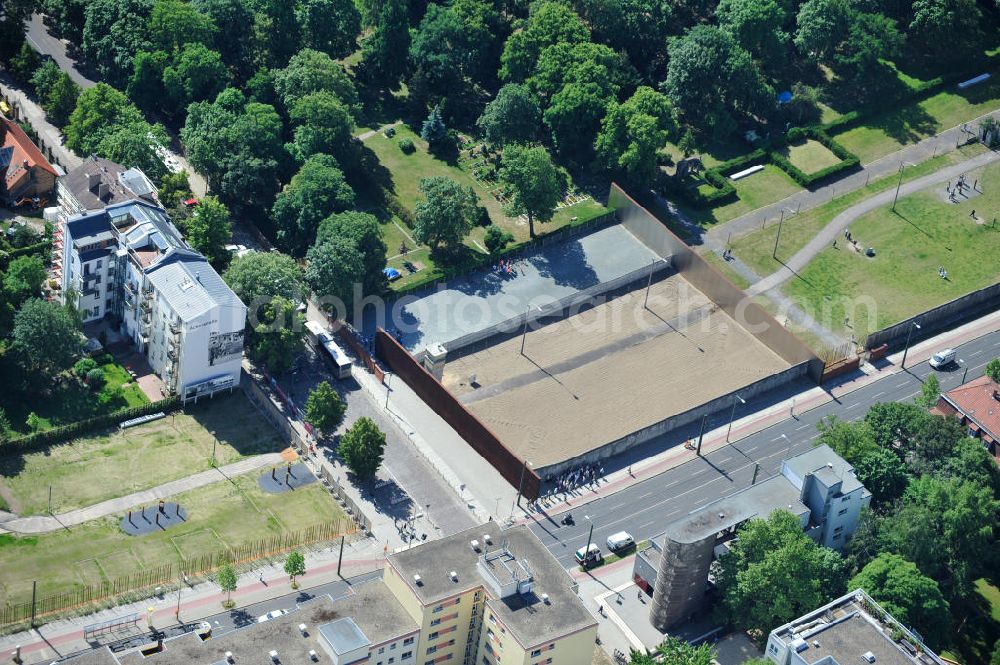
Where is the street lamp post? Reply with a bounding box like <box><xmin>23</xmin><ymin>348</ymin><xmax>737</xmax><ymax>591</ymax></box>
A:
<box><xmin>958</xmin><ymin>358</ymin><xmax>969</xmax><ymax>384</ymax></box>
<box><xmin>772</xmin><ymin>209</ymin><xmax>788</xmax><ymax>259</ymax></box>
<box><xmin>900</xmin><ymin>322</ymin><xmax>921</xmax><ymax>369</ymax></box>
<box><xmin>511</xmin><ymin>459</ymin><xmax>532</xmax><ymax>517</ymax></box>
<box><xmin>384</xmin><ymin>373</ymin><xmax>391</xmax><ymax>409</ymax></box>
<box><xmin>891</xmin><ymin>162</ymin><xmax>915</xmax><ymax>212</ymax></box>
<box><xmin>584</xmin><ymin>515</ymin><xmax>594</xmax><ymax>554</ymax></box>
<box><xmin>726</xmin><ymin>394</ymin><xmax>746</xmax><ymax>442</ymax></box>
<box><xmin>695</xmin><ymin>414</ymin><xmax>708</xmax><ymax>456</ymax></box>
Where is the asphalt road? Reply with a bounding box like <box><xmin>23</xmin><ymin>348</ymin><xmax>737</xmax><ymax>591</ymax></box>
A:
<box><xmin>529</xmin><ymin>330</ymin><xmax>1000</xmax><ymax>568</ymax></box>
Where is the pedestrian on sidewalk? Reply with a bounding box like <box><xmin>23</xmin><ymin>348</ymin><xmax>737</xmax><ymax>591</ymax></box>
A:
<box><xmin>833</xmin><ymin>239</ymin><xmax>837</xmax><ymax>249</ymax></box>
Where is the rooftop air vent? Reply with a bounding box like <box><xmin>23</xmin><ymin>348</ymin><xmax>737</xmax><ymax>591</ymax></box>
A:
<box><xmin>269</xmin><ymin>650</ymin><xmax>279</xmax><ymax>663</ymax></box>
<box><xmin>414</xmin><ymin>574</ymin><xmax>422</xmax><ymax>586</ymax></box>
<box><xmin>541</xmin><ymin>593</ymin><xmax>550</xmax><ymax>604</ymax></box>
<box><xmin>225</xmin><ymin>652</ymin><xmax>234</xmax><ymax>663</ymax></box>
<box><xmin>862</xmin><ymin>652</ymin><xmax>876</xmax><ymax>663</ymax></box>
<box><xmin>449</xmin><ymin>571</ymin><xmax>458</xmax><ymax>581</ymax></box>
<box><xmin>719</xmin><ymin>513</ymin><xmax>725</xmax><ymax>519</ymax></box>
<box><xmin>309</xmin><ymin>650</ymin><xmax>318</xmax><ymax>662</ymax></box>
<box><xmin>299</xmin><ymin>624</ymin><xmax>307</xmax><ymax>636</ymax></box>
<box><xmin>471</xmin><ymin>540</ymin><xmax>481</xmax><ymax>552</ymax></box>
<box><xmin>812</xmin><ymin>641</ymin><xmax>819</xmax><ymax>648</ymax></box>
<box><xmin>483</xmin><ymin>534</ymin><xmax>492</xmax><ymax>545</ymax></box>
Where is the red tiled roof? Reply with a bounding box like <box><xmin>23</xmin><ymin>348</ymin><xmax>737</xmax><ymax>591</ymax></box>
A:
<box><xmin>0</xmin><ymin>116</ymin><xmax>59</xmax><ymax>179</ymax></box>
<box><xmin>941</xmin><ymin>375</ymin><xmax>1000</xmax><ymax>441</ymax></box>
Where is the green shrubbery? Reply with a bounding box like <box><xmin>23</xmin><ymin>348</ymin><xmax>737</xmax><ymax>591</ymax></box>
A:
<box><xmin>4</xmin><ymin>398</ymin><xmax>183</xmax><ymax>453</ymax></box>
<box><xmin>398</xmin><ymin>137</ymin><xmax>415</xmax><ymax>153</ymax></box>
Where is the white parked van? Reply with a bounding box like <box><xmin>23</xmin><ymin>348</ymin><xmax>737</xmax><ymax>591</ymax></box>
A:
<box><xmin>574</xmin><ymin>543</ymin><xmax>603</xmax><ymax>567</ymax></box>
<box><xmin>606</xmin><ymin>531</ymin><xmax>634</xmax><ymax>553</ymax></box>
<box><xmin>929</xmin><ymin>348</ymin><xmax>956</xmax><ymax>369</ymax></box>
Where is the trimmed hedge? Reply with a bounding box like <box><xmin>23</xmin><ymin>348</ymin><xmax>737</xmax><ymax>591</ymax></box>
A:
<box><xmin>3</xmin><ymin>397</ymin><xmax>183</xmax><ymax>453</ymax></box>
<box><xmin>770</xmin><ymin>128</ymin><xmax>860</xmax><ymax>187</ymax></box>
<box><xmin>0</xmin><ymin>240</ymin><xmax>52</xmax><ymax>268</ymax></box>
<box><xmin>665</xmin><ymin>149</ymin><xmax>768</xmax><ymax>207</ymax></box>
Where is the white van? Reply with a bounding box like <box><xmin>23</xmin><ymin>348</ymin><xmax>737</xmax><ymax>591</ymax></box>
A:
<box><xmin>574</xmin><ymin>543</ymin><xmax>603</xmax><ymax>567</ymax></box>
<box><xmin>929</xmin><ymin>348</ymin><xmax>956</xmax><ymax>369</ymax></box>
<box><xmin>606</xmin><ymin>531</ymin><xmax>634</xmax><ymax>553</ymax></box>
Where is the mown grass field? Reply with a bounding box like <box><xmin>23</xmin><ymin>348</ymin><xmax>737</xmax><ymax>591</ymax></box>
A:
<box><xmin>0</xmin><ymin>475</ymin><xmax>344</xmax><ymax>604</ymax></box>
<box><xmin>723</xmin><ymin>144</ymin><xmax>987</xmax><ymax>279</ymax></box>
<box><xmin>832</xmin><ymin>79</ymin><xmax>1000</xmax><ymax>163</ymax></box>
<box><xmin>687</xmin><ymin>164</ymin><xmax>802</xmax><ymax>227</ymax></box>
<box><xmin>779</xmin><ymin>139</ymin><xmax>842</xmax><ymax>174</ymax></box>
<box><xmin>0</xmin><ymin>393</ymin><xmax>282</xmax><ymax>516</ymax></box>
<box><xmin>783</xmin><ymin>159</ymin><xmax>1000</xmax><ymax>341</ymax></box>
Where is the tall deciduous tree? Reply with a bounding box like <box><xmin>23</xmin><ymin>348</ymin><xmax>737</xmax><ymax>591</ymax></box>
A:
<box><xmin>596</xmin><ymin>86</ymin><xmax>676</xmax><ymax>184</ymax></box>
<box><xmin>224</xmin><ymin>251</ymin><xmax>304</xmax><ymax>305</ymax></box>
<box><xmin>3</xmin><ymin>256</ymin><xmax>47</xmax><ymax>304</ymax></box>
<box><xmin>851</xmin><ymin>554</ymin><xmax>949</xmax><ymax>648</ymax></box>
<box><xmin>361</xmin><ymin>0</ymin><xmax>410</xmax><ymax>87</ymax></box>
<box><xmin>288</xmin><ymin>92</ymin><xmax>356</xmax><ymax>165</ymax></box>
<box><xmin>573</xmin><ymin>0</ymin><xmax>673</xmax><ymax>77</ymax></box>
<box><xmin>162</xmin><ymin>42</ymin><xmax>229</xmax><ymax>114</ymax></box>
<box><xmin>910</xmin><ymin>0</ymin><xmax>982</xmax><ymax>61</ymax></box>
<box><xmin>476</xmin><ymin>84</ymin><xmax>541</xmax><ymax>147</ymax></box>
<box><xmin>499</xmin><ymin>2</ymin><xmax>589</xmax><ymax>83</ymax></box>
<box><xmin>272</xmin><ymin>154</ymin><xmax>355</xmax><ymax>255</ymax></box>
<box><xmin>192</xmin><ymin>0</ymin><xmax>255</xmax><ymax>80</ymax></box>
<box><xmin>64</xmin><ymin>83</ymin><xmax>145</xmax><ymax>155</ymax></box>
<box><xmin>305</xmin><ymin>380</ymin><xmax>347</xmax><ymax>434</ymax></box>
<box><xmin>986</xmin><ymin>358</ymin><xmax>1000</xmax><ymax>383</ymax></box>
<box><xmin>305</xmin><ymin>236</ymin><xmax>366</xmax><ymax>305</ymax></box>
<box><xmin>663</xmin><ymin>25</ymin><xmax>773</xmax><ymax>136</ymax></box>
<box><xmin>297</xmin><ymin>0</ymin><xmax>361</xmax><ymax>60</ymax></box>
<box><xmin>714</xmin><ymin>511</ymin><xmax>848</xmax><ymax>635</ymax></box>
<box><xmin>853</xmin><ymin>448</ymin><xmax>909</xmax><ymax>507</ymax></box>
<box><xmin>793</xmin><ymin>0</ymin><xmax>852</xmax><ymax>61</ymax></box>
<box><xmin>917</xmin><ymin>374</ymin><xmax>940</xmax><ymax>409</ymax></box>
<box><xmin>315</xmin><ymin>211</ymin><xmax>388</xmax><ymax>296</ymax></box>
<box><xmin>274</xmin><ymin>48</ymin><xmax>360</xmax><ymax>114</ymax></box>
<box><xmin>148</xmin><ymin>0</ymin><xmax>216</xmax><ymax>52</ymax></box>
<box><xmin>543</xmin><ymin>82</ymin><xmax>614</xmax><ymax>162</ymax></box>
<box><xmin>82</xmin><ymin>0</ymin><xmax>154</xmax><ymax>86</ymax></box>
<box><xmin>498</xmin><ymin>144</ymin><xmax>567</xmax><ymax>237</ymax></box>
<box><xmin>338</xmin><ymin>416</ymin><xmax>386</xmax><ymax>479</ymax></box>
<box><xmin>12</xmin><ymin>299</ymin><xmax>82</xmax><ymax>375</ymax></box>
<box><xmin>715</xmin><ymin>0</ymin><xmax>788</xmax><ymax>68</ymax></box>
<box><xmin>815</xmin><ymin>415</ymin><xmax>878</xmax><ymax>465</ymax></box>
<box><xmin>185</xmin><ymin>196</ymin><xmax>232</xmax><ymax>266</ymax></box>
<box><xmin>413</xmin><ymin>177</ymin><xmax>479</xmax><ymax>250</ymax></box>
<box><xmin>250</xmin><ymin>296</ymin><xmax>304</xmax><ymax>374</ymax></box>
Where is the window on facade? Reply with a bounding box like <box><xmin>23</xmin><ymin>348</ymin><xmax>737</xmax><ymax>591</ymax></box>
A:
<box><xmin>833</xmin><ymin>533</ymin><xmax>842</xmax><ymax>540</ymax></box>
<box><xmin>834</xmin><ymin>525</ymin><xmax>844</xmax><ymax>533</ymax></box>
<box><xmin>389</xmin><ymin>658</ymin><xmax>395</xmax><ymax>663</ymax></box>
<box><xmin>427</xmin><ymin>646</ymin><xmax>437</xmax><ymax>655</ymax></box>
<box><xmin>379</xmin><ymin>647</ymin><xmax>385</xmax><ymax>654</ymax></box>
<box><xmin>390</xmin><ymin>644</ymin><xmax>397</xmax><ymax>651</ymax></box>
<box><xmin>433</xmin><ymin>605</ymin><xmax>443</xmax><ymax>613</ymax></box>
<box><xmin>838</xmin><ymin>508</ymin><xmax>848</xmax><ymax>516</ymax></box>
<box><xmin>429</xmin><ymin>632</ymin><xmax>438</xmax><ymax>640</ymax></box>
<box><xmin>531</xmin><ymin>650</ymin><xmax>542</xmax><ymax>657</ymax></box>
<box><xmin>404</xmin><ymin>637</ymin><xmax>414</xmax><ymax>646</ymax></box>
<box><xmin>402</xmin><ymin>652</ymin><xmax>412</xmax><ymax>660</ymax></box>
<box><xmin>430</xmin><ymin>618</ymin><xmax>441</xmax><ymax>627</ymax></box>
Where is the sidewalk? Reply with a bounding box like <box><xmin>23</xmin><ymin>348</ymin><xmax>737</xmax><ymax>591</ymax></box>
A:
<box><xmin>0</xmin><ymin>74</ymin><xmax>81</xmax><ymax>173</ymax></box>
<box><xmin>0</xmin><ymin>453</ymin><xmax>285</xmax><ymax>535</ymax></box>
<box><xmin>704</xmin><ymin>107</ymin><xmax>1000</xmax><ymax>248</ymax></box>
<box><xmin>511</xmin><ymin>306</ymin><xmax>1000</xmax><ymax>523</ymax></box>
<box><xmin>0</xmin><ymin>536</ymin><xmax>389</xmax><ymax>664</ymax></box>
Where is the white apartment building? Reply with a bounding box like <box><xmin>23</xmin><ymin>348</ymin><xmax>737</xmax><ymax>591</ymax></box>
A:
<box><xmin>60</xmin><ymin>199</ymin><xmax>246</xmax><ymax>400</ymax></box>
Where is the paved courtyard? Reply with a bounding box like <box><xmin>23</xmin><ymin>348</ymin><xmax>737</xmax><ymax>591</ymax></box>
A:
<box><xmin>364</xmin><ymin>224</ymin><xmax>660</xmax><ymax>352</ymax></box>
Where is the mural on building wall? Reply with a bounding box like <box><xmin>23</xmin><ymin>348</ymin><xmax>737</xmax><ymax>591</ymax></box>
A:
<box><xmin>208</xmin><ymin>330</ymin><xmax>244</xmax><ymax>365</ymax></box>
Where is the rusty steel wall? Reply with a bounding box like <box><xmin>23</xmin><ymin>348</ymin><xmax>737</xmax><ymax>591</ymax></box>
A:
<box><xmin>649</xmin><ymin>533</ymin><xmax>716</xmax><ymax>631</ymax></box>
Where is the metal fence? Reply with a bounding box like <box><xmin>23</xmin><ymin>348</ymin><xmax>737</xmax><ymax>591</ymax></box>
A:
<box><xmin>319</xmin><ymin>465</ymin><xmax>372</xmax><ymax>534</ymax></box>
<box><xmin>0</xmin><ymin>520</ymin><xmax>352</xmax><ymax>629</ymax></box>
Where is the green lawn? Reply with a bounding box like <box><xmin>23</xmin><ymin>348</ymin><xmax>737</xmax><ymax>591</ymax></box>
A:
<box><xmin>685</xmin><ymin>164</ymin><xmax>802</xmax><ymax>227</ymax></box>
<box><xmin>0</xmin><ymin>359</ymin><xmax>149</xmax><ymax>434</ymax></box>
<box><xmin>727</xmin><ymin>144</ymin><xmax>986</xmax><ymax>279</ymax></box>
<box><xmin>784</xmin><ymin>159</ymin><xmax>1000</xmax><ymax>341</ymax></box>
<box><xmin>0</xmin><ymin>392</ymin><xmax>283</xmax><ymax>516</ymax></box>
<box><xmin>779</xmin><ymin>139</ymin><xmax>842</xmax><ymax>174</ymax></box>
<box><xmin>832</xmin><ymin>79</ymin><xmax>1000</xmax><ymax>163</ymax></box>
<box><xmin>0</xmin><ymin>475</ymin><xmax>345</xmax><ymax>605</ymax></box>
<box><xmin>943</xmin><ymin>579</ymin><xmax>1000</xmax><ymax>665</ymax></box>
<box><xmin>700</xmin><ymin>250</ymin><xmax>751</xmax><ymax>290</ymax></box>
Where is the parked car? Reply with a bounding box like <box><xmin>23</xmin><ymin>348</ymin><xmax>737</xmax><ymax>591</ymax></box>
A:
<box><xmin>575</xmin><ymin>543</ymin><xmax>603</xmax><ymax>567</ymax></box>
<box><xmin>257</xmin><ymin>609</ymin><xmax>288</xmax><ymax>623</ymax></box>
<box><xmin>929</xmin><ymin>348</ymin><xmax>956</xmax><ymax>369</ymax></box>
<box><xmin>606</xmin><ymin>531</ymin><xmax>635</xmax><ymax>553</ymax></box>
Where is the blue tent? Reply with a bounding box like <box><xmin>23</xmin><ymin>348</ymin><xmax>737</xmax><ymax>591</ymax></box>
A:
<box><xmin>383</xmin><ymin>267</ymin><xmax>402</xmax><ymax>280</ymax></box>
<box><xmin>777</xmin><ymin>90</ymin><xmax>793</xmax><ymax>104</ymax></box>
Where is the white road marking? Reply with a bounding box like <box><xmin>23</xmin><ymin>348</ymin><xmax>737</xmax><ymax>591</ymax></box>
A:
<box><xmin>872</xmin><ymin>391</ymin><xmax>885</xmax><ymax>399</ymax></box>
<box><xmin>846</xmin><ymin>402</ymin><xmax>861</xmax><ymax>410</ymax></box>
<box><xmin>795</xmin><ymin>424</ymin><xmax>810</xmax><ymax>431</ymax></box>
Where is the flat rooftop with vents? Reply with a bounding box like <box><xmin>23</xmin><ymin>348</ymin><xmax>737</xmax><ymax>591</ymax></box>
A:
<box><xmin>765</xmin><ymin>589</ymin><xmax>945</xmax><ymax>665</ymax></box>
<box><xmin>386</xmin><ymin>521</ymin><xmax>596</xmax><ymax>648</ymax></box>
